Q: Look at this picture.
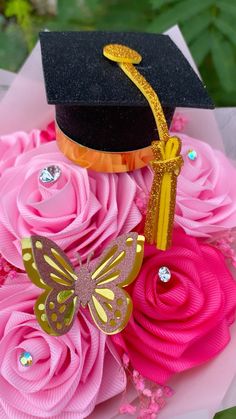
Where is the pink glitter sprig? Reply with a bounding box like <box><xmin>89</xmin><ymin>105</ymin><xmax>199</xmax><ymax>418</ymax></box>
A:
<box><xmin>0</xmin><ymin>255</ymin><xmax>19</xmax><ymax>285</ymax></box>
<box><xmin>211</xmin><ymin>230</ymin><xmax>236</xmax><ymax>268</ymax></box>
<box><xmin>119</xmin><ymin>354</ymin><xmax>174</xmax><ymax>418</ymax></box>
<box><xmin>135</xmin><ymin>191</ymin><xmax>149</xmax><ymax>217</ymax></box>
<box><xmin>170</xmin><ymin>112</ymin><xmax>188</xmax><ymax>132</ymax></box>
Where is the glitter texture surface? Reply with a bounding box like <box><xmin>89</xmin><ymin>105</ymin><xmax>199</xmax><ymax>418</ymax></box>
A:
<box><xmin>40</xmin><ymin>31</ymin><xmax>213</xmax><ymax>108</ymax></box>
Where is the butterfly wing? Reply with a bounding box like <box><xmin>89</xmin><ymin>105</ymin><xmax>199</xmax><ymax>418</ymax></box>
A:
<box><xmin>88</xmin><ymin>232</ymin><xmax>144</xmax><ymax>334</ymax></box>
<box><xmin>22</xmin><ymin>236</ymin><xmax>77</xmax><ymax>289</ymax></box>
<box><xmin>22</xmin><ymin>236</ymin><xmax>78</xmax><ymax>335</ymax></box>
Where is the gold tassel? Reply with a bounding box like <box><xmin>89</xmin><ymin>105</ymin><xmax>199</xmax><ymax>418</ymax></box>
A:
<box><xmin>103</xmin><ymin>44</ymin><xmax>184</xmax><ymax>250</ymax></box>
<box><xmin>144</xmin><ymin>137</ymin><xmax>183</xmax><ymax>250</ymax></box>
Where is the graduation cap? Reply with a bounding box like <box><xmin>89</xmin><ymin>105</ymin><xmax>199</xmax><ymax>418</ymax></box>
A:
<box><xmin>40</xmin><ymin>31</ymin><xmax>214</xmax><ymax>173</ymax></box>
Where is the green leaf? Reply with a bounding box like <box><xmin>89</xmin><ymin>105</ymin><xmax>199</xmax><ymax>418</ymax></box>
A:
<box><xmin>57</xmin><ymin>0</ymin><xmax>86</xmax><ymax>22</ymax></box>
<box><xmin>214</xmin><ymin>15</ymin><xmax>236</xmax><ymax>46</ymax></box>
<box><xmin>148</xmin><ymin>0</ymin><xmax>214</xmax><ymax>32</ymax></box>
<box><xmin>190</xmin><ymin>29</ymin><xmax>211</xmax><ymax>65</ymax></box>
<box><xmin>211</xmin><ymin>29</ymin><xmax>236</xmax><ymax>92</ymax></box>
<box><xmin>0</xmin><ymin>13</ymin><xmax>6</xmax><ymax>28</ymax></box>
<box><xmin>57</xmin><ymin>0</ymin><xmax>101</xmax><ymax>23</ymax></box>
<box><xmin>95</xmin><ymin>0</ymin><xmax>150</xmax><ymax>31</ymax></box>
<box><xmin>150</xmin><ymin>0</ymin><xmax>179</xmax><ymax>10</ymax></box>
<box><xmin>0</xmin><ymin>22</ymin><xmax>28</xmax><ymax>71</ymax></box>
<box><xmin>214</xmin><ymin>407</ymin><xmax>236</xmax><ymax>419</ymax></box>
<box><xmin>5</xmin><ymin>0</ymin><xmax>33</xmax><ymax>50</ymax></box>
<box><xmin>181</xmin><ymin>10</ymin><xmax>212</xmax><ymax>43</ymax></box>
<box><xmin>5</xmin><ymin>0</ymin><xmax>32</xmax><ymax>20</ymax></box>
<box><xmin>216</xmin><ymin>0</ymin><xmax>236</xmax><ymax>17</ymax></box>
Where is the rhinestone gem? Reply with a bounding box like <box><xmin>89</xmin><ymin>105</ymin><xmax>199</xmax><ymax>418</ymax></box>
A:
<box><xmin>158</xmin><ymin>266</ymin><xmax>171</xmax><ymax>283</ymax></box>
<box><xmin>39</xmin><ymin>165</ymin><xmax>61</xmax><ymax>184</ymax></box>
<box><xmin>19</xmin><ymin>351</ymin><xmax>33</xmax><ymax>367</ymax></box>
<box><xmin>187</xmin><ymin>149</ymin><xmax>197</xmax><ymax>161</ymax></box>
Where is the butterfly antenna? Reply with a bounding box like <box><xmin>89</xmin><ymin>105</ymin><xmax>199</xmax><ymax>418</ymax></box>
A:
<box><xmin>86</xmin><ymin>251</ymin><xmax>94</xmax><ymax>269</ymax></box>
<box><xmin>74</xmin><ymin>252</ymin><xmax>82</xmax><ymax>268</ymax></box>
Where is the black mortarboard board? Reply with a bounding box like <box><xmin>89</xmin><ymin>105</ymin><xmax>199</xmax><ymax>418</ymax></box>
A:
<box><xmin>40</xmin><ymin>31</ymin><xmax>213</xmax><ymax>155</ymax></box>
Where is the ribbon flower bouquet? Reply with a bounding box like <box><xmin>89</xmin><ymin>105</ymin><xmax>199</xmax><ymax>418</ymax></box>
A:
<box><xmin>0</xmin><ymin>27</ymin><xmax>236</xmax><ymax>419</ymax></box>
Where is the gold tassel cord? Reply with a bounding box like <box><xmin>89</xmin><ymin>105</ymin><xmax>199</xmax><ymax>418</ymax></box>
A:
<box><xmin>103</xmin><ymin>44</ymin><xmax>183</xmax><ymax>250</ymax></box>
<box><xmin>144</xmin><ymin>137</ymin><xmax>183</xmax><ymax>250</ymax></box>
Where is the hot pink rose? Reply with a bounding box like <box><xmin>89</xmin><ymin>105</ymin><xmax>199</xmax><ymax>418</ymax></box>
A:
<box><xmin>112</xmin><ymin>230</ymin><xmax>236</xmax><ymax>384</ymax></box>
<box><xmin>0</xmin><ymin>141</ymin><xmax>142</xmax><ymax>269</ymax></box>
<box><xmin>0</xmin><ymin>282</ymin><xmax>126</xmax><ymax>418</ymax></box>
<box><xmin>130</xmin><ymin>133</ymin><xmax>236</xmax><ymax>237</ymax></box>
<box><xmin>0</xmin><ymin>123</ymin><xmax>55</xmax><ymax>176</ymax></box>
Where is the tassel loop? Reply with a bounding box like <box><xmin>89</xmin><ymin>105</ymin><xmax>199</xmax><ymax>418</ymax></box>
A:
<box><xmin>144</xmin><ymin>136</ymin><xmax>183</xmax><ymax>250</ymax></box>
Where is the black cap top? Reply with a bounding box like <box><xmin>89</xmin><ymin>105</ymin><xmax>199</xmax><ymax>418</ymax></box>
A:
<box><xmin>40</xmin><ymin>31</ymin><xmax>214</xmax><ymax>152</ymax></box>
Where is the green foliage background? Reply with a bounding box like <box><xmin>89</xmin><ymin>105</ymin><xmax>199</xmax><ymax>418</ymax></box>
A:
<box><xmin>0</xmin><ymin>0</ymin><xmax>236</xmax><ymax>106</ymax></box>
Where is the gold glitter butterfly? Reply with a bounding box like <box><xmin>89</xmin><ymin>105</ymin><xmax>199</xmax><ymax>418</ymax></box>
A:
<box><xmin>21</xmin><ymin>233</ymin><xmax>144</xmax><ymax>336</ymax></box>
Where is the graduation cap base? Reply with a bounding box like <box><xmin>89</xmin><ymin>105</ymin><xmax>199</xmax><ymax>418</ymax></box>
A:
<box><xmin>56</xmin><ymin>122</ymin><xmax>153</xmax><ymax>172</ymax></box>
<box><xmin>56</xmin><ymin>104</ymin><xmax>174</xmax><ymax>154</ymax></box>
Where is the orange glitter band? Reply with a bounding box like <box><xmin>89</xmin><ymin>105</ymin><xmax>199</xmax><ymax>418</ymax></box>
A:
<box><xmin>56</xmin><ymin>122</ymin><xmax>153</xmax><ymax>173</ymax></box>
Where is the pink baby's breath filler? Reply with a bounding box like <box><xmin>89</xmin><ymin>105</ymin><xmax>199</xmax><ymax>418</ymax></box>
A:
<box><xmin>0</xmin><ymin>255</ymin><xmax>18</xmax><ymax>285</ymax></box>
<box><xmin>170</xmin><ymin>112</ymin><xmax>188</xmax><ymax>132</ymax></box>
<box><xmin>211</xmin><ymin>230</ymin><xmax>236</xmax><ymax>268</ymax></box>
<box><xmin>119</xmin><ymin>353</ymin><xmax>174</xmax><ymax>418</ymax></box>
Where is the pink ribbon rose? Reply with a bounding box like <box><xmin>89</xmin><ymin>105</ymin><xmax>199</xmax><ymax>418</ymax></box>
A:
<box><xmin>176</xmin><ymin>133</ymin><xmax>236</xmax><ymax>236</ymax></box>
<box><xmin>112</xmin><ymin>230</ymin><xmax>236</xmax><ymax>384</ymax></box>
<box><xmin>0</xmin><ymin>123</ymin><xmax>55</xmax><ymax>176</ymax></box>
<box><xmin>0</xmin><ymin>141</ymin><xmax>142</xmax><ymax>269</ymax></box>
<box><xmin>130</xmin><ymin>133</ymin><xmax>236</xmax><ymax>237</ymax></box>
<box><xmin>0</xmin><ymin>282</ymin><xmax>126</xmax><ymax>418</ymax></box>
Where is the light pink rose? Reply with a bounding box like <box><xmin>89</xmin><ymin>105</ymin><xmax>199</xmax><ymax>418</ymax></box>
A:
<box><xmin>0</xmin><ymin>122</ymin><xmax>55</xmax><ymax>176</ymax></box>
<box><xmin>0</xmin><ymin>282</ymin><xmax>126</xmax><ymax>418</ymax></box>
<box><xmin>0</xmin><ymin>141</ymin><xmax>142</xmax><ymax>269</ymax></box>
<box><xmin>176</xmin><ymin>133</ymin><xmax>236</xmax><ymax>236</ymax></box>
<box><xmin>130</xmin><ymin>133</ymin><xmax>236</xmax><ymax>237</ymax></box>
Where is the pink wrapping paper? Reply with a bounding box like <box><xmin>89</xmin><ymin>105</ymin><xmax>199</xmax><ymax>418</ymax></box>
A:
<box><xmin>0</xmin><ymin>42</ymin><xmax>54</xmax><ymax>135</ymax></box>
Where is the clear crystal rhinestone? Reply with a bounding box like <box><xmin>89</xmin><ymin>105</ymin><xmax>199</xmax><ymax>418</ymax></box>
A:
<box><xmin>187</xmin><ymin>149</ymin><xmax>197</xmax><ymax>161</ymax></box>
<box><xmin>19</xmin><ymin>351</ymin><xmax>33</xmax><ymax>367</ymax></box>
<box><xmin>39</xmin><ymin>165</ymin><xmax>61</xmax><ymax>184</ymax></box>
<box><xmin>158</xmin><ymin>266</ymin><xmax>171</xmax><ymax>283</ymax></box>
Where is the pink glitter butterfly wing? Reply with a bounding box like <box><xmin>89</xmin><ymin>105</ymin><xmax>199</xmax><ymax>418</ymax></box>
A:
<box><xmin>88</xmin><ymin>232</ymin><xmax>144</xmax><ymax>334</ymax></box>
<box><xmin>22</xmin><ymin>236</ymin><xmax>78</xmax><ymax>335</ymax></box>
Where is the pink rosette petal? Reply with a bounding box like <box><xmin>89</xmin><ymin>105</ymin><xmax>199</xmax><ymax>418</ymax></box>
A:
<box><xmin>0</xmin><ymin>123</ymin><xmax>55</xmax><ymax>176</ymax></box>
